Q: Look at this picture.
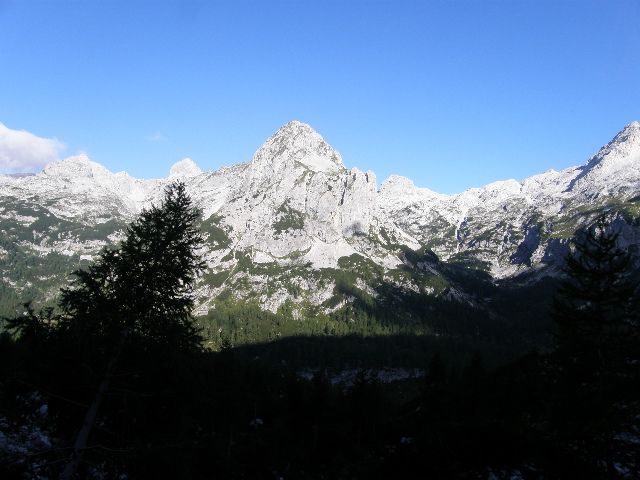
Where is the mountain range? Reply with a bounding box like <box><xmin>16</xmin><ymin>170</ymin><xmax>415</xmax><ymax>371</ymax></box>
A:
<box><xmin>1</xmin><ymin>120</ymin><xmax>639</xmax><ymax>328</ymax></box>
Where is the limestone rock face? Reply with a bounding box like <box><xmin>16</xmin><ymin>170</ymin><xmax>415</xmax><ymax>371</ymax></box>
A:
<box><xmin>2</xmin><ymin>120</ymin><xmax>640</xmax><ymax>313</ymax></box>
<box><xmin>192</xmin><ymin>121</ymin><xmax>401</xmax><ymax>270</ymax></box>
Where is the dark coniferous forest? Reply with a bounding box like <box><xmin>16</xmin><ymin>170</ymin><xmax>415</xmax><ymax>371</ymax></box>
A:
<box><xmin>1</xmin><ymin>183</ymin><xmax>639</xmax><ymax>479</ymax></box>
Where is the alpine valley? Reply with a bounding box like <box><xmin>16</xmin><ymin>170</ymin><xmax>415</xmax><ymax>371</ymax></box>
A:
<box><xmin>2</xmin><ymin>120</ymin><xmax>640</xmax><ymax>355</ymax></box>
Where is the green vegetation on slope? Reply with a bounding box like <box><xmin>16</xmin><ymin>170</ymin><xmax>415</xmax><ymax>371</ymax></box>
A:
<box><xmin>272</xmin><ymin>201</ymin><xmax>305</xmax><ymax>233</ymax></box>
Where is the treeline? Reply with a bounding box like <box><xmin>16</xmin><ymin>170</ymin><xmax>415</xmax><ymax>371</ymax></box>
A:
<box><xmin>199</xmin><ymin>297</ymin><xmax>519</xmax><ymax>367</ymax></box>
<box><xmin>198</xmin><ymin>275</ymin><xmax>554</xmax><ymax>366</ymax></box>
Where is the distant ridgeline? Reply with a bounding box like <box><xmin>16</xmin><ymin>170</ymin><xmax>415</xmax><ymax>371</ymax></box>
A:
<box><xmin>2</xmin><ymin>121</ymin><xmax>640</xmax><ymax>360</ymax></box>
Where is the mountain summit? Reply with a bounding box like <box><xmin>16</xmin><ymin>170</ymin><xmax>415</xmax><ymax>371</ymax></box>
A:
<box><xmin>587</xmin><ymin>120</ymin><xmax>640</xmax><ymax>167</ymax></box>
<box><xmin>564</xmin><ymin>120</ymin><xmax>640</xmax><ymax>196</ymax></box>
<box><xmin>170</xmin><ymin>158</ymin><xmax>202</xmax><ymax>178</ymax></box>
<box><xmin>42</xmin><ymin>153</ymin><xmax>111</xmax><ymax>179</ymax></box>
<box><xmin>250</xmin><ymin>121</ymin><xmax>345</xmax><ymax>175</ymax></box>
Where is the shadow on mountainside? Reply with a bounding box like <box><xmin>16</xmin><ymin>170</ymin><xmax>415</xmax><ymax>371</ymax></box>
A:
<box><xmin>201</xmin><ymin>273</ymin><xmax>561</xmax><ymax>372</ymax></box>
<box><xmin>332</xmin><ymin>264</ymin><xmax>558</xmax><ymax>345</ymax></box>
<box><xmin>225</xmin><ymin>333</ymin><xmax>521</xmax><ymax>372</ymax></box>
<box><xmin>198</xmin><ymin>258</ymin><xmax>560</xmax><ymax>372</ymax></box>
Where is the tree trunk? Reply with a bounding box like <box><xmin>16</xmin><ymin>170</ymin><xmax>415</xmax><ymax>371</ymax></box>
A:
<box><xmin>60</xmin><ymin>335</ymin><xmax>125</xmax><ymax>480</ymax></box>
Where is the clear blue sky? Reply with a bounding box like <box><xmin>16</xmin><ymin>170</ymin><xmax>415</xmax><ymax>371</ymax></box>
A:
<box><xmin>1</xmin><ymin>0</ymin><xmax>638</xmax><ymax>193</ymax></box>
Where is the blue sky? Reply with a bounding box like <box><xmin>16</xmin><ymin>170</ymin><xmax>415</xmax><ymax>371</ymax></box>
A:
<box><xmin>0</xmin><ymin>0</ymin><xmax>638</xmax><ymax>193</ymax></box>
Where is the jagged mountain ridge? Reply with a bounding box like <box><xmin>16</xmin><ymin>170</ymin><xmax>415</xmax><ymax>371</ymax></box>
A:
<box><xmin>1</xmin><ymin>120</ymin><xmax>639</xmax><ymax>316</ymax></box>
<box><xmin>380</xmin><ymin>121</ymin><xmax>640</xmax><ymax>276</ymax></box>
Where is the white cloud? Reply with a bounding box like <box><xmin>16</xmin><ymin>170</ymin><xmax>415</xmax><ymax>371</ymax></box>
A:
<box><xmin>0</xmin><ymin>123</ymin><xmax>65</xmax><ymax>173</ymax></box>
<box><xmin>145</xmin><ymin>132</ymin><xmax>165</xmax><ymax>142</ymax></box>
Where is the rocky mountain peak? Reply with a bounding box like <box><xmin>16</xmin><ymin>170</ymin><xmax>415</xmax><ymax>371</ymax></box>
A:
<box><xmin>620</xmin><ymin>120</ymin><xmax>640</xmax><ymax>135</ymax></box>
<box><xmin>274</xmin><ymin>120</ymin><xmax>319</xmax><ymax>138</ymax></box>
<box><xmin>42</xmin><ymin>153</ymin><xmax>112</xmax><ymax>179</ymax></box>
<box><xmin>251</xmin><ymin>121</ymin><xmax>345</xmax><ymax>174</ymax></box>
<box><xmin>381</xmin><ymin>175</ymin><xmax>417</xmax><ymax>192</ymax></box>
<box><xmin>588</xmin><ymin>121</ymin><xmax>640</xmax><ymax>167</ymax></box>
<box><xmin>170</xmin><ymin>158</ymin><xmax>202</xmax><ymax>178</ymax></box>
<box><xmin>614</xmin><ymin>120</ymin><xmax>640</xmax><ymax>148</ymax></box>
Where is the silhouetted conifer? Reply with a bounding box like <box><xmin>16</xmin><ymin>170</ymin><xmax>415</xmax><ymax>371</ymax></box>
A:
<box><xmin>551</xmin><ymin>214</ymin><xmax>640</xmax><ymax>473</ymax></box>
<box><xmin>553</xmin><ymin>215</ymin><xmax>637</xmax><ymax>372</ymax></box>
<box><xmin>57</xmin><ymin>181</ymin><xmax>206</xmax><ymax>479</ymax></box>
<box><xmin>60</xmin><ymin>181</ymin><xmax>206</xmax><ymax>352</ymax></box>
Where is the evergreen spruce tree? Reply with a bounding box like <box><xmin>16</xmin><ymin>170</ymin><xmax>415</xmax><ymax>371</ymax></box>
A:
<box><xmin>58</xmin><ymin>181</ymin><xmax>206</xmax><ymax>479</ymax></box>
<box><xmin>59</xmin><ymin>181</ymin><xmax>206</xmax><ymax>352</ymax></box>
<box><xmin>553</xmin><ymin>215</ymin><xmax>637</xmax><ymax>369</ymax></box>
<box><xmin>551</xmin><ymin>214</ymin><xmax>639</xmax><ymax>472</ymax></box>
